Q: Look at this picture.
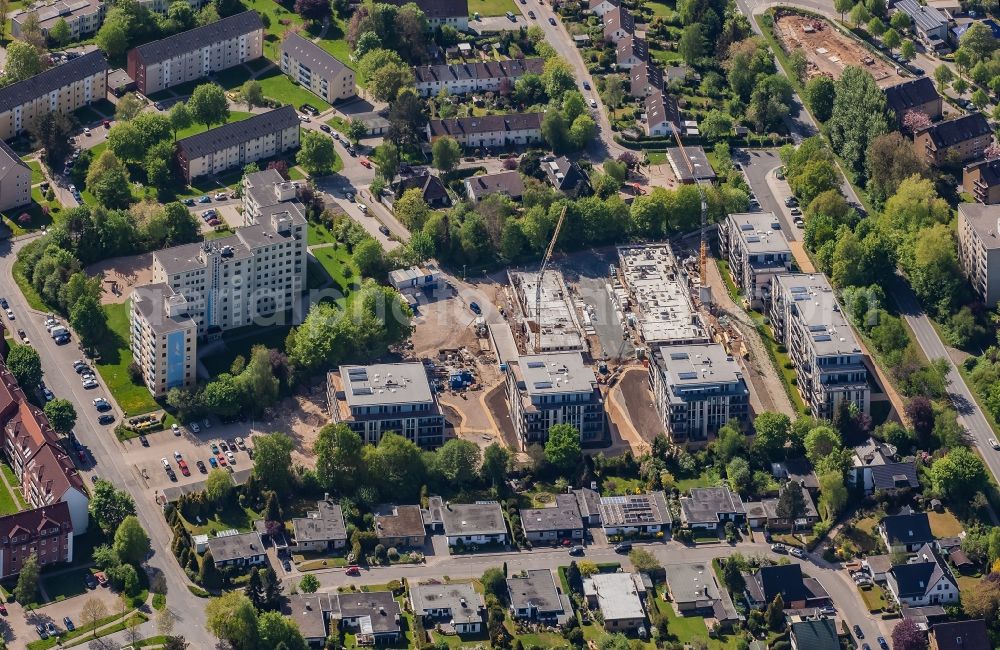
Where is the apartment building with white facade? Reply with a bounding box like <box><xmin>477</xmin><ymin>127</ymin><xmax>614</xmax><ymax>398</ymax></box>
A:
<box><xmin>427</xmin><ymin>113</ymin><xmax>543</xmax><ymax>148</ymax></box>
<box><xmin>280</xmin><ymin>32</ymin><xmax>356</xmax><ymax>104</ymax></box>
<box><xmin>720</xmin><ymin>212</ymin><xmax>792</xmax><ymax>308</ymax></box>
<box><xmin>648</xmin><ymin>343</ymin><xmax>749</xmax><ymax>443</ymax></box>
<box><xmin>242</xmin><ymin>168</ymin><xmax>297</xmax><ymax>223</ymax></box>
<box><xmin>414</xmin><ymin>58</ymin><xmax>544</xmax><ymax>97</ymax></box>
<box><xmin>769</xmin><ymin>274</ymin><xmax>870</xmax><ymax>420</ymax></box>
<box><xmin>175</xmin><ymin>105</ymin><xmax>300</xmax><ymax>182</ymax></box>
<box><xmin>0</xmin><ymin>50</ymin><xmax>108</xmax><ymax>140</ymax></box>
<box><xmin>126</xmin><ymin>10</ymin><xmax>263</xmax><ymax>95</ymax></box>
<box><xmin>131</xmin><ymin>199</ymin><xmax>307</xmax><ymax>396</ymax></box>
<box><xmin>956</xmin><ymin>202</ymin><xmax>1000</xmax><ymax>306</ymax></box>
<box><xmin>0</xmin><ymin>140</ymin><xmax>32</xmax><ymax>213</ymax></box>
<box><xmin>326</xmin><ymin>362</ymin><xmax>446</xmax><ymax>447</ymax></box>
<box><xmin>504</xmin><ymin>352</ymin><xmax>606</xmax><ymax>449</ymax></box>
<box><xmin>12</xmin><ymin>0</ymin><xmax>106</xmax><ymax>40</ymax></box>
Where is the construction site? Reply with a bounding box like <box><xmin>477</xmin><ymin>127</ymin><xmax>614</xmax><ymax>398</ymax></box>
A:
<box><xmin>774</xmin><ymin>12</ymin><xmax>906</xmax><ymax>87</ymax></box>
<box><xmin>508</xmin><ymin>270</ymin><xmax>587</xmax><ymax>354</ymax></box>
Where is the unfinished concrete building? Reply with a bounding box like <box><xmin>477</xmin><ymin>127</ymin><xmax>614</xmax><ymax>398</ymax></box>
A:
<box><xmin>509</xmin><ymin>270</ymin><xmax>587</xmax><ymax>354</ymax></box>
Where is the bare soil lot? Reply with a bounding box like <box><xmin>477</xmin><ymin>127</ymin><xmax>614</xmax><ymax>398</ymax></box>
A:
<box><xmin>86</xmin><ymin>253</ymin><xmax>154</xmax><ymax>305</ymax></box>
<box><xmin>774</xmin><ymin>13</ymin><xmax>905</xmax><ymax>87</ymax></box>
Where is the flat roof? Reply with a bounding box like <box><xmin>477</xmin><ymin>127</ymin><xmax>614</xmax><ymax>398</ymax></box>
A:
<box><xmin>291</xmin><ymin>500</ymin><xmax>347</xmax><ymax>543</ymax></box>
<box><xmin>666</xmin><ymin>562</ymin><xmax>723</xmax><ymax>603</ymax></box>
<box><xmin>410</xmin><ymin>583</ymin><xmax>484</xmax><ymax>625</ymax></box>
<box><xmin>773</xmin><ymin>274</ymin><xmax>863</xmax><ymax>357</ymax></box>
<box><xmin>519</xmin><ymin>493</ymin><xmax>583</xmax><ymax>533</ymax></box>
<box><xmin>959</xmin><ymin>203</ymin><xmax>1000</xmax><ymax>250</ymax></box>
<box><xmin>510</xmin><ymin>270</ymin><xmax>585</xmax><ymax>352</ymax></box>
<box><xmin>440</xmin><ymin>501</ymin><xmax>506</xmax><ymax>537</ymax></box>
<box><xmin>599</xmin><ymin>492</ymin><xmax>671</xmax><ymax>527</ymax></box>
<box><xmin>510</xmin><ymin>352</ymin><xmax>598</xmax><ymax>396</ymax></box>
<box><xmin>131</xmin><ymin>283</ymin><xmax>196</xmax><ymax>335</ymax></box>
<box><xmin>728</xmin><ymin>212</ymin><xmax>791</xmax><ymax>255</ymax></box>
<box><xmin>338</xmin><ymin>362</ymin><xmax>435</xmax><ymax>407</ymax></box>
<box><xmin>583</xmin><ymin>573</ymin><xmax>646</xmax><ymax>621</ymax></box>
<box><xmin>616</xmin><ymin>244</ymin><xmax>707</xmax><ymax>345</ymax></box>
<box><xmin>206</xmin><ymin>531</ymin><xmax>264</xmax><ymax>563</ymax></box>
<box><xmin>374</xmin><ymin>504</ymin><xmax>426</xmax><ymax>540</ymax></box>
<box><xmin>507</xmin><ymin>569</ymin><xmax>564</xmax><ymax>613</ymax></box>
<box><xmin>653</xmin><ymin>343</ymin><xmax>743</xmax><ymax>388</ymax></box>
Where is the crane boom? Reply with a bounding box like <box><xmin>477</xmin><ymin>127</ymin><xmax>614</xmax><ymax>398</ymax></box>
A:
<box><xmin>534</xmin><ymin>204</ymin><xmax>569</xmax><ymax>347</ymax></box>
<box><xmin>669</xmin><ymin>122</ymin><xmax>708</xmax><ymax>286</ymax></box>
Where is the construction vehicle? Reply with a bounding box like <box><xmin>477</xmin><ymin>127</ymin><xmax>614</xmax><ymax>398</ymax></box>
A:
<box><xmin>533</xmin><ymin>204</ymin><xmax>569</xmax><ymax>350</ymax></box>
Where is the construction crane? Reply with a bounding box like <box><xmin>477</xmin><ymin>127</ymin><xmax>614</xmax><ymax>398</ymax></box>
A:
<box><xmin>534</xmin><ymin>204</ymin><xmax>569</xmax><ymax>347</ymax></box>
<box><xmin>670</xmin><ymin>123</ymin><xmax>709</xmax><ymax>288</ymax></box>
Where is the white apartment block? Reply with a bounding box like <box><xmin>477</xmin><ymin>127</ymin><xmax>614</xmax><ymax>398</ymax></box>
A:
<box><xmin>280</xmin><ymin>32</ymin><xmax>356</xmax><ymax>103</ymax></box>
<box><xmin>769</xmin><ymin>274</ymin><xmax>870</xmax><ymax>420</ymax></box>
<box><xmin>720</xmin><ymin>212</ymin><xmax>792</xmax><ymax>308</ymax></box>
<box><xmin>175</xmin><ymin>105</ymin><xmax>300</xmax><ymax>182</ymax></box>
<box><xmin>127</xmin><ymin>10</ymin><xmax>263</xmax><ymax>95</ymax></box>
<box><xmin>242</xmin><ymin>168</ymin><xmax>297</xmax><ymax>224</ymax></box>
<box><xmin>131</xmin><ymin>201</ymin><xmax>307</xmax><ymax>396</ymax></box>
<box><xmin>957</xmin><ymin>202</ymin><xmax>1000</xmax><ymax>306</ymax></box>
<box><xmin>0</xmin><ymin>51</ymin><xmax>108</xmax><ymax>140</ymax></box>
<box><xmin>413</xmin><ymin>58</ymin><xmax>544</xmax><ymax>97</ymax></box>
<box><xmin>12</xmin><ymin>0</ymin><xmax>106</xmax><ymax>41</ymax></box>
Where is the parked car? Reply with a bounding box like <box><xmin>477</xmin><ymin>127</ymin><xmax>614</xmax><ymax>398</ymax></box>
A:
<box><xmin>183</xmin><ymin>198</ymin><xmax>195</xmax><ymax>206</ymax></box>
<box><xmin>790</xmin><ymin>547</ymin><xmax>805</xmax><ymax>559</ymax></box>
<box><xmin>527</xmin><ymin>10</ymin><xmax>535</xmax><ymax>18</ymax></box>
<box><xmin>319</xmin><ymin>123</ymin><xmax>331</xmax><ymax>133</ymax></box>
<box><xmin>172</xmin><ymin>423</ymin><xmax>180</xmax><ymax>435</ymax></box>
<box><xmin>359</xmin><ymin>158</ymin><xmax>372</xmax><ymax>169</ymax></box>
<box><xmin>379</xmin><ymin>224</ymin><xmax>391</xmax><ymax>236</ymax></box>
<box><xmin>582</xmin><ymin>80</ymin><xmax>590</xmax><ymax>90</ymax></box>
<box><xmin>197</xmin><ymin>195</ymin><xmax>211</xmax><ymax>204</ymax></box>
<box><xmin>177</xmin><ymin>459</ymin><xmax>190</xmax><ymax>476</ymax></box>
<box><xmin>990</xmin><ymin>437</ymin><xmax>1000</xmax><ymax>450</ymax></box>
<box><xmin>203</xmin><ymin>418</ymin><xmax>212</xmax><ymax>429</ymax></box>
<box><xmin>97</xmin><ymin>414</ymin><xmax>115</xmax><ymax>425</ymax></box>
<box><xmin>217</xmin><ymin>454</ymin><xmax>227</xmax><ymax>466</ymax></box>
<box><xmin>614</xmin><ymin>542</ymin><xmax>632</xmax><ymax>553</ymax></box>
<box><xmin>93</xmin><ymin>398</ymin><xmax>111</xmax><ymax>411</ymax></box>
<box><xmin>63</xmin><ymin>617</ymin><xmax>75</xmax><ymax>632</ymax></box>
<box><xmin>209</xmin><ymin>456</ymin><xmax>218</xmax><ymax>468</ymax></box>
<box><xmin>219</xmin><ymin>441</ymin><xmax>229</xmax><ymax>452</ymax></box>
<box><xmin>42</xmin><ymin>387</ymin><xmax>54</xmax><ymax>401</ymax></box>
<box><xmin>226</xmin><ymin>451</ymin><xmax>236</xmax><ymax>464</ymax></box>
<box><xmin>877</xmin><ymin>638</ymin><xmax>888</xmax><ymax>650</ymax></box>
<box><xmin>35</xmin><ymin>624</ymin><xmax>48</xmax><ymax>639</ymax></box>
<box><xmin>84</xmin><ymin>573</ymin><xmax>97</xmax><ymax>589</ymax></box>
<box><xmin>770</xmin><ymin>543</ymin><xmax>787</xmax><ymax>553</ymax></box>
<box><xmin>214</xmin><ymin>192</ymin><xmax>227</xmax><ymax>200</ymax></box>
<box><xmin>548</xmin><ymin>16</ymin><xmax>556</xmax><ymax>25</ymax></box>
<box><xmin>197</xmin><ymin>460</ymin><xmax>207</xmax><ymax>473</ymax></box>
<box><xmin>95</xmin><ymin>571</ymin><xmax>108</xmax><ymax>586</ymax></box>
<box><xmin>854</xmin><ymin>625</ymin><xmax>864</xmax><ymax>639</ymax></box>
<box><xmin>469</xmin><ymin>302</ymin><xmax>482</xmax><ymax>314</ymax></box>
<box><xmin>82</xmin><ymin>378</ymin><xmax>98</xmax><ymax>389</ymax></box>
<box><xmin>569</xmin><ymin>545</ymin><xmax>585</xmax><ymax>556</ymax></box>
<box><xmin>190</xmin><ymin>422</ymin><xmax>201</xmax><ymax>433</ymax></box>
<box><xmin>139</xmin><ymin>435</ymin><xmax>149</xmax><ymax>447</ymax></box>
<box><xmin>282</xmin><ymin>559</ymin><xmax>292</xmax><ymax>572</ymax></box>
<box><xmin>346</xmin><ymin>566</ymin><xmax>361</xmax><ymax>576</ymax></box>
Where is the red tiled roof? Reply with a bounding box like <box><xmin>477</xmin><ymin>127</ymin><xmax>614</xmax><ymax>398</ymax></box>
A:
<box><xmin>0</xmin><ymin>501</ymin><xmax>71</xmax><ymax>543</ymax></box>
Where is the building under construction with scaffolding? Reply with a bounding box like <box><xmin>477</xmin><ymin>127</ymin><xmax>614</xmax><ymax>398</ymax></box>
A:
<box><xmin>613</xmin><ymin>244</ymin><xmax>708</xmax><ymax>350</ymax></box>
<box><xmin>508</xmin><ymin>270</ymin><xmax>587</xmax><ymax>354</ymax></box>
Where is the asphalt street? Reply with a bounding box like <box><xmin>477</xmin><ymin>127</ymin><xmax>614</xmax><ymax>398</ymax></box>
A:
<box><xmin>0</xmin><ymin>237</ymin><xmax>214</xmax><ymax>648</ymax></box>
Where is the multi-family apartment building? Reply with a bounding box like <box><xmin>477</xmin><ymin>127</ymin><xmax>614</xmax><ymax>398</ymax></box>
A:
<box><xmin>504</xmin><ymin>352</ymin><xmax>606</xmax><ymax>449</ymax></box>
<box><xmin>126</xmin><ymin>10</ymin><xmax>263</xmax><ymax>95</ymax></box>
<box><xmin>883</xmin><ymin>76</ymin><xmax>942</xmax><ymax>124</ymax></box>
<box><xmin>769</xmin><ymin>274</ymin><xmax>870</xmax><ymax>419</ymax></box>
<box><xmin>175</xmin><ymin>105</ymin><xmax>300</xmax><ymax>182</ymax></box>
<box><xmin>413</xmin><ymin>58</ymin><xmax>544</xmax><ymax>97</ymax></box>
<box><xmin>326</xmin><ymin>362</ymin><xmax>446</xmax><ymax>447</ymax></box>
<box><xmin>0</xmin><ymin>50</ymin><xmax>108</xmax><ymax>140</ymax></box>
<box><xmin>138</xmin><ymin>0</ymin><xmax>205</xmax><ymax>13</ymax></box>
<box><xmin>913</xmin><ymin>112</ymin><xmax>992</xmax><ymax>167</ymax></box>
<box><xmin>242</xmin><ymin>168</ymin><xmax>297</xmax><ymax>223</ymax></box>
<box><xmin>387</xmin><ymin>0</ymin><xmax>468</xmax><ymax>30</ymax></box>
<box><xmin>648</xmin><ymin>343</ymin><xmax>749</xmax><ymax>443</ymax></box>
<box><xmin>720</xmin><ymin>212</ymin><xmax>792</xmax><ymax>308</ymax></box>
<box><xmin>963</xmin><ymin>158</ymin><xmax>1000</xmax><ymax>204</ymax></box>
<box><xmin>426</xmin><ymin>113</ymin><xmax>543</xmax><ymax>148</ymax></box>
<box><xmin>131</xmin><ymin>199</ymin><xmax>306</xmax><ymax>395</ymax></box>
<box><xmin>280</xmin><ymin>32</ymin><xmax>356</xmax><ymax>104</ymax></box>
<box><xmin>0</xmin><ymin>502</ymin><xmax>74</xmax><ymax>579</ymax></box>
<box><xmin>956</xmin><ymin>202</ymin><xmax>1000</xmax><ymax>305</ymax></box>
<box><xmin>12</xmin><ymin>0</ymin><xmax>106</xmax><ymax>41</ymax></box>
<box><xmin>0</xmin><ymin>140</ymin><xmax>32</xmax><ymax>214</ymax></box>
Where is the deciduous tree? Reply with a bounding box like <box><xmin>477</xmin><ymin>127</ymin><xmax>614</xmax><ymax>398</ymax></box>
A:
<box><xmin>43</xmin><ymin>399</ymin><xmax>77</xmax><ymax>434</ymax></box>
<box><xmin>544</xmin><ymin>423</ymin><xmax>581</xmax><ymax>474</ymax></box>
<box><xmin>187</xmin><ymin>83</ymin><xmax>229</xmax><ymax>129</ymax></box>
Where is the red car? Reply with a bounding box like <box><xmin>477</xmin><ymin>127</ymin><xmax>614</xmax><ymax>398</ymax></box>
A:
<box><xmin>77</xmin><ymin>449</ymin><xmax>87</xmax><ymax>463</ymax></box>
<box><xmin>216</xmin><ymin>454</ymin><xmax>227</xmax><ymax>466</ymax></box>
<box><xmin>177</xmin><ymin>459</ymin><xmax>190</xmax><ymax>476</ymax></box>
<box><xmin>0</xmin><ymin>602</ymin><xmax>8</xmax><ymax>615</ymax></box>
<box><xmin>346</xmin><ymin>566</ymin><xmax>360</xmax><ymax>576</ymax></box>
<box><xmin>359</xmin><ymin>158</ymin><xmax>371</xmax><ymax>169</ymax></box>
<box><xmin>102</xmin><ymin>119</ymin><xmax>111</xmax><ymax>128</ymax></box>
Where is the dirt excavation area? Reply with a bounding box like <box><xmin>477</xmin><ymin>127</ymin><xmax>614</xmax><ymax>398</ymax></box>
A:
<box><xmin>774</xmin><ymin>13</ymin><xmax>905</xmax><ymax>87</ymax></box>
<box><xmin>86</xmin><ymin>253</ymin><xmax>154</xmax><ymax>305</ymax></box>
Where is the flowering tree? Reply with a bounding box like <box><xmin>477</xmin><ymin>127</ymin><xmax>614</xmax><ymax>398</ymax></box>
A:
<box><xmin>17</xmin><ymin>213</ymin><xmax>30</xmax><ymax>225</ymax></box>
<box><xmin>891</xmin><ymin>619</ymin><xmax>927</xmax><ymax>650</ymax></box>
<box><xmin>985</xmin><ymin>143</ymin><xmax>1000</xmax><ymax>160</ymax></box>
<box><xmin>902</xmin><ymin>110</ymin><xmax>932</xmax><ymax>133</ymax></box>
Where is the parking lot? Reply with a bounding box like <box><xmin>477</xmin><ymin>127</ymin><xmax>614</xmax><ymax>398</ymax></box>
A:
<box><xmin>123</xmin><ymin>422</ymin><xmax>253</xmax><ymax>490</ymax></box>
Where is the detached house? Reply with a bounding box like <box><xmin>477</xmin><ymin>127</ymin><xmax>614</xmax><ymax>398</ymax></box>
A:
<box><xmin>913</xmin><ymin>112</ymin><xmax>992</xmax><ymax>167</ymax></box>
<box><xmin>507</xmin><ymin>569</ymin><xmax>574</xmax><ymax>624</ymax></box>
<box><xmin>464</xmin><ymin>171</ymin><xmax>525</xmax><ymax>203</ymax></box>
<box><xmin>743</xmin><ymin>563</ymin><xmax>831</xmax><ymax>609</ymax></box>
<box><xmin>425</xmin><ymin>497</ymin><xmax>508</xmax><ymax>548</ymax></box>
<box><xmin>583</xmin><ymin>573</ymin><xmax>648</xmax><ymax>633</ymax></box>
<box><xmin>929</xmin><ymin>619</ymin><xmax>991</xmax><ymax>650</ymax></box>
<box><xmin>599</xmin><ymin>492</ymin><xmax>671</xmax><ymax>537</ymax></box>
<box><xmin>374</xmin><ymin>505</ymin><xmax>426</xmax><ymax>549</ymax></box>
<box><xmin>880</xmin><ymin>511</ymin><xmax>935</xmax><ymax>553</ymax></box>
<box><xmin>886</xmin><ymin>544</ymin><xmax>958</xmax><ymax>607</ymax></box>
<box><xmin>290</xmin><ymin>499</ymin><xmax>347</xmax><ymax>552</ymax></box>
<box><xmin>519</xmin><ymin>493</ymin><xmax>584</xmax><ymax>544</ymax></box>
<box><xmin>679</xmin><ymin>487</ymin><xmax>745</xmax><ymax>530</ymax></box>
<box><xmin>589</xmin><ymin>0</ymin><xmax>620</xmax><ymax>17</ymax></box>
<box><xmin>410</xmin><ymin>583</ymin><xmax>486</xmax><ymax>635</ymax></box>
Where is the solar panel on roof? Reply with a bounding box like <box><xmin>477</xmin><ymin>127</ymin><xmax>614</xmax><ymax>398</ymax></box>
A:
<box><xmin>534</xmin><ymin>381</ymin><xmax>553</xmax><ymax>389</ymax></box>
<box><xmin>678</xmin><ymin>371</ymin><xmax>697</xmax><ymax>379</ymax></box>
<box><xmin>669</xmin><ymin>352</ymin><xmax>689</xmax><ymax>360</ymax></box>
<box><xmin>527</xmin><ymin>361</ymin><xmax>545</xmax><ymax>368</ymax></box>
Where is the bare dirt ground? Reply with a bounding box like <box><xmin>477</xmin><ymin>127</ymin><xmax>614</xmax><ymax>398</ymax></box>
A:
<box><xmin>86</xmin><ymin>253</ymin><xmax>154</xmax><ymax>305</ymax></box>
<box><xmin>253</xmin><ymin>383</ymin><xmax>329</xmax><ymax>467</ymax></box>
<box><xmin>775</xmin><ymin>13</ymin><xmax>905</xmax><ymax>87</ymax></box>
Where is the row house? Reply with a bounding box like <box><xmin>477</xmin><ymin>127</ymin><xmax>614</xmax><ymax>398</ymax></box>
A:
<box><xmin>413</xmin><ymin>58</ymin><xmax>544</xmax><ymax>97</ymax></box>
<box><xmin>426</xmin><ymin>113</ymin><xmax>544</xmax><ymax>149</ymax></box>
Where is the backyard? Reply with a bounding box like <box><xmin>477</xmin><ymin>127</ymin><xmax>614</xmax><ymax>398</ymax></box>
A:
<box><xmin>468</xmin><ymin>0</ymin><xmax>519</xmax><ymax>16</ymax></box>
<box><xmin>96</xmin><ymin>302</ymin><xmax>161</xmax><ymax>416</ymax></box>
<box><xmin>257</xmin><ymin>68</ymin><xmax>332</xmax><ymax>111</ymax></box>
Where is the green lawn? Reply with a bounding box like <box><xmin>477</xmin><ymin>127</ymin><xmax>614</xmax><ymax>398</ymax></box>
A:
<box><xmin>308</xmin><ymin>222</ymin><xmax>337</xmax><ymax>246</ymax></box>
<box><xmin>0</xmin><ymin>476</ymin><xmax>18</xmax><ymax>516</ymax></box>
<box><xmin>858</xmin><ymin>583</ymin><xmax>888</xmax><ymax>613</ymax></box>
<box><xmin>200</xmin><ymin>320</ymin><xmax>295</xmax><ymax>377</ymax></box>
<box><xmin>657</xmin><ymin>594</ymin><xmax>745</xmax><ymax>649</ymax></box>
<box><xmin>24</xmin><ymin>158</ymin><xmax>44</xmax><ymax>183</ymax></box>
<box><xmin>650</xmin><ymin>47</ymin><xmax>684</xmax><ymax>66</ymax></box>
<box><xmin>243</xmin><ymin>0</ymin><xmax>305</xmax><ymax>61</ymax></box>
<box><xmin>928</xmin><ymin>510</ymin><xmax>964</xmax><ymax>538</ymax></box>
<box><xmin>175</xmin><ymin>111</ymin><xmax>254</xmax><ymax>141</ymax></box>
<box><xmin>214</xmin><ymin>64</ymin><xmax>254</xmax><ymax>91</ymax></box>
<box><xmin>96</xmin><ymin>302</ymin><xmax>161</xmax><ymax>416</ymax></box>
<box><xmin>315</xmin><ymin>15</ymin><xmax>357</xmax><ymax>79</ymax></box>
<box><xmin>180</xmin><ymin>503</ymin><xmax>262</xmax><ymax>536</ymax></box>
<box><xmin>309</xmin><ymin>244</ymin><xmax>358</xmax><ymax>298</ymax></box>
<box><xmin>469</xmin><ymin>0</ymin><xmax>519</xmax><ymax>16</ymax></box>
<box><xmin>675</xmin><ymin>467</ymin><xmax>723</xmax><ymax>493</ymax></box>
<box><xmin>646</xmin><ymin>0</ymin><xmax>676</xmax><ymax>19</ymax></box>
<box><xmin>257</xmin><ymin>67</ymin><xmax>331</xmax><ymax>111</ymax></box>
<box><xmin>752</xmin><ymin>311</ymin><xmax>810</xmax><ymax>414</ymax></box>
<box><xmin>0</xmin><ymin>463</ymin><xmax>26</xmax><ymax>510</ymax></box>
<box><xmin>647</xmin><ymin>151</ymin><xmax>667</xmax><ymax>165</ymax></box>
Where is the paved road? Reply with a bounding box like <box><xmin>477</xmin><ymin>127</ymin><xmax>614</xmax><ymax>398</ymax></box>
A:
<box><xmin>0</xmin><ymin>237</ymin><xmax>214</xmax><ymax>648</ymax></box>
<box><xmin>288</xmin><ymin>539</ymin><xmax>891</xmax><ymax>642</ymax></box>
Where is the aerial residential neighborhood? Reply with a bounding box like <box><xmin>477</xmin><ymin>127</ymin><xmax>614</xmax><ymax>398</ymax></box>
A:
<box><xmin>0</xmin><ymin>0</ymin><xmax>999</xmax><ymax>647</ymax></box>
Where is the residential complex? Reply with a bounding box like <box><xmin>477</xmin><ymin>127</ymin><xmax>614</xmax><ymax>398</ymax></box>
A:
<box><xmin>175</xmin><ymin>105</ymin><xmax>300</xmax><ymax>182</ymax></box>
<box><xmin>413</xmin><ymin>58</ymin><xmax>544</xmax><ymax>97</ymax></box>
<box><xmin>769</xmin><ymin>274</ymin><xmax>870</xmax><ymax>419</ymax></box>
<box><xmin>720</xmin><ymin>212</ymin><xmax>791</xmax><ymax>308</ymax></box>
<box><xmin>0</xmin><ymin>50</ymin><xmax>108</xmax><ymax>140</ymax></box>
<box><xmin>131</xmin><ymin>196</ymin><xmax>307</xmax><ymax>396</ymax></box>
<box><xmin>913</xmin><ymin>112</ymin><xmax>992</xmax><ymax>166</ymax></box>
<box><xmin>509</xmin><ymin>270</ymin><xmax>586</xmax><ymax>353</ymax></box>
<box><xmin>12</xmin><ymin>0</ymin><xmax>106</xmax><ymax>41</ymax></box>
<box><xmin>648</xmin><ymin>343</ymin><xmax>749</xmax><ymax>442</ymax></box>
<box><xmin>957</xmin><ymin>202</ymin><xmax>1000</xmax><ymax>305</ymax></box>
<box><xmin>0</xmin><ymin>140</ymin><xmax>32</xmax><ymax>213</ymax></box>
<box><xmin>127</xmin><ymin>10</ymin><xmax>263</xmax><ymax>95</ymax></box>
<box><xmin>280</xmin><ymin>33</ymin><xmax>356</xmax><ymax>104</ymax></box>
<box><xmin>241</xmin><ymin>168</ymin><xmax>298</xmax><ymax>223</ymax></box>
<box><xmin>504</xmin><ymin>352</ymin><xmax>605</xmax><ymax>449</ymax></box>
<box><xmin>883</xmin><ymin>76</ymin><xmax>943</xmax><ymax>123</ymax></box>
<box><xmin>614</xmin><ymin>244</ymin><xmax>708</xmax><ymax>348</ymax></box>
<box><xmin>0</xmin><ymin>502</ymin><xmax>74</xmax><ymax>580</ymax></box>
<box><xmin>326</xmin><ymin>362</ymin><xmax>446</xmax><ymax>447</ymax></box>
<box><xmin>426</xmin><ymin>113</ymin><xmax>544</xmax><ymax>148</ymax></box>
<box><xmin>895</xmin><ymin>0</ymin><xmax>949</xmax><ymax>50</ymax></box>
<box><xmin>963</xmin><ymin>158</ymin><xmax>1000</xmax><ymax>204</ymax></box>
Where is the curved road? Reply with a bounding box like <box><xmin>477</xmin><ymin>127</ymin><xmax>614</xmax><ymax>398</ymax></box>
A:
<box><xmin>0</xmin><ymin>237</ymin><xmax>214</xmax><ymax>648</ymax></box>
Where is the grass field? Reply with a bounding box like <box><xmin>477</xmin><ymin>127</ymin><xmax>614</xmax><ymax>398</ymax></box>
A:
<box><xmin>257</xmin><ymin>68</ymin><xmax>331</xmax><ymax>111</ymax></box>
<box><xmin>859</xmin><ymin>583</ymin><xmax>888</xmax><ymax>613</ymax></box>
<box><xmin>244</xmin><ymin>0</ymin><xmax>305</xmax><ymax>61</ymax></box>
<box><xmin>469</xmin><ymin>0</ymin><xmax>519</xmax><ymax>16</ymax></box>
<box><xmin>96</xmin><ymin>302</ymin><xmax>161</xmax><ymax>416</ymax></box>
<box><xmin>175</xmin><ymin>111</ymin><xmax>254</xmax><ymax>141</ymax></box>
<box><xmin>310</xmin><ymin>244</ymin><xmax>358</xmax><ymax>299</ymax></box>
<box><xmin>308</xmin><ymin>222</ymin><xmax>337</xmax><ymax>246</ymax></box>
<box><xmin>180</xmin><ymin>503</ymin><xmax>262</xmax><ymax>536</ymax></box>
<box><xmin>646</xmin><ymin>0</ymin><xmax>676</xmax><ymax>19</ymax></box>
<box><xmin>0</xmin><ymin>463</ymin><xmax>26</xmax><ymax>510</ymax></box>
<box><xmin>928</xmin><ymin>510</ymin><xmax>964</xmax><ymax>538</ymax></box>
<box><xmin>24</xmin><ymin>158</ymin><xmax>44</xmax><ymax>183</ymax></box>
<box><xmin>0</xmin><ymin>476</ymin><xmax>18</xmax><ymax>516</ymax></box>
<box><xmin>3</xmin><ymin>185</ymin><xmax>63</xmax><ymax>235</ymax></box>
<box><xmin>214</xmin><ymin>65</ymin><xmax>254</xmax><ymax>91</ymax></box>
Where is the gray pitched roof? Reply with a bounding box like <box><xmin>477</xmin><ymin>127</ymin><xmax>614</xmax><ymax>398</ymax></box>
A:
<box><xmin>918</xmin><ymin>112</ymin><xmax>991</xmax><ymax>149</ymax></box>
<box><xmin>790</xmin><ymin>619</ymin><xmax>839</xmax><ymax>650</ymax></box>
<box><xmin>890</xmin><ymin>545</ymin><xmax>954</xmax><ymax>598</ymax></box>
<box><xmin>930</xmin><ymin>619</ymin><xmax>991</xmax><ymax>650</ymax></box>
<box><xmin>0</xmin><ymin>50</ymin><xmax>107</xmax><ymax>114</ymax></box>
<box><xmin>884</xmin><ymin>76</ymin><xmax>940</xmax><ymax>114</ymax></box>
<box><xmin>414</xmin><ymin>58</ymin><xmax>544</xmax><ymax>85</ymax></box>
<box><xmin>281</xmin><ymin>32</ymin><xmax>350</xmax><ymax>79</ymax></box>
<box><xmin>0</xmin><ymin>139</ymin><xmax>30</xmax><ymax>178</ymax></box>
<box><xmin>870</xmin><ymin>461</ymin><xmax>919</xmax><ymax>491</ymax></box>
<box><xmin>177</xmin><ymin>105</ymin><xmax>298</xmax><ymax>159</ymax></box>
<box><xmin>428</xmin><ymin>113</ymin><xmax>543</xmax><ymax>138</ymax></box>
<box><xmin>465</xmin><ymin>171</ymin><xmax>525</xmax><ymax>199</ymax></box>
<box><xmin>881</xmin><ymin>512</ymin><xmax>934</xmax><ymax>545</ymax></box>
<box><xmin>133</xmin><ymin>11</ymin><xmax>263</xmax><ymax>65</ymax></box>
